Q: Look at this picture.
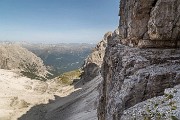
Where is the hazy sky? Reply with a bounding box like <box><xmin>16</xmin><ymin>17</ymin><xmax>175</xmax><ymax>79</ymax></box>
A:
<box><xmin>0</xmin><ymin>0</ymin><xmax>119</xmax><ymax>44</ymax></box>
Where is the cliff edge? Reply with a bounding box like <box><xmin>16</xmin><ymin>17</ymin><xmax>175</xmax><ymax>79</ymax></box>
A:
<box><xmin>98</xmin><ymin>0</ymin><xmax>180</xmax><ymax>120</ymax></box>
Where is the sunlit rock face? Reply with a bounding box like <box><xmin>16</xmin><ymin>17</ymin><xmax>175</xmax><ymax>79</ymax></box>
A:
<box><xmin>81</xmin><ymin>32</ymin><xmax>112</xmax><ymax>83</ymax></box>
<box><xmin>119</xmin><ymin>0</ymin><xmax>180</xmax><ymax>48</ymax></box>
<box><xmin>0</xmin><ymin>43</ymin><xmax>49</xmax><ymax>79</ymax></box>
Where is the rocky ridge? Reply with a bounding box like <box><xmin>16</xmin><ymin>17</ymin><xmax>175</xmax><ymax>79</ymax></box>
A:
<box><xmin>0</xmin><ymin>43</ymin><xmax>49</xmax><ymax>79</ymax></box>
<box><xmin>81</xmin><ymin>32</ymin><xmax>112</xmax><ymax>83</ymax></box>
<box><xmin>98</xmin><ymin>0</ymin><xmax>180</xmax><ymax>120</ymax></box>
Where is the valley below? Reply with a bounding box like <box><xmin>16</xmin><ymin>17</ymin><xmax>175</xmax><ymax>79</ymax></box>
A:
<box><xmin>0</xmin><ymin>42</ymin><xmax>101</xmax><ymax>120</ymax></box>
<box><xmin>20</xmin><ymin>43</ymin><xmax>95</xmax><ymax>76</ymax></box>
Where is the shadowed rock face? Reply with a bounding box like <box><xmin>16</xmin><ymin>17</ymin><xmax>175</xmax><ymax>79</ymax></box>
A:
<box><xmin>98</xmin><ymin>0</ymin><xmax>180</xmax><ymax>120</ymax></box>
<box><xmin>98</xmin><ymin>41</ymin><xmax>180</xmax><ymax>120</ymax></box>
<box><xmin>119</xmin><ymin>0</ymin><xmax>180</xmax><ymax>48</ymax></box>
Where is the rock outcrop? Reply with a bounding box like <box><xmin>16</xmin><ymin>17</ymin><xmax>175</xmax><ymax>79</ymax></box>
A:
<box><xmin>0</xmin><ymin>43</ymin><xmax>49</xmax><ymax>79</ymax></box>
<box><xmin>81</xmin><ymin>32</ymin><xmax>112</xmax><ymax>83</ymax></box>
<box><xmin>98</xmin><ymin>0</ymin><xmax>180</xmax><ymax>120</ymax></box>
<box><xmin>119</xmin><ymin>0</ymin><xmax>180</xmax><ymax>48</ymax></box>
<box><xmin>98</xmin><ymin>41</ymin><xmax>180</xmax><ymax>120</ymax></box>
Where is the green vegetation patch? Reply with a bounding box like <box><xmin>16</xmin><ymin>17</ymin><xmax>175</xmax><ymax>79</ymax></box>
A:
<box><xmin>20</xmin><ymin>71</ymin><xmax>46</xmax><ymax>81</ymax></box>
<box><xmin>171</xmin><ymin>116</ymin><xmax>178</xmax><ymax>120</ymax></box>
<box><xmin>57</xmin><ymin>69</ymin><xmax>82</xmax><ymax>85</ymax></box>
<box><xmin>165</xmin><ymin>93</ymin><xmax>174</xmax><ymax>100</ymax></box>
<box><xmin>19</xmin><ymin>62</ymin><xmax>46</xmax><ymax>81</ymax></box>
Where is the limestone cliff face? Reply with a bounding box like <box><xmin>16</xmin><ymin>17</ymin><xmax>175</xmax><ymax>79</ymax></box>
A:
<box><xmin>0</xmin><ymin>43</ymin><xmax>49</xmax><ymax>79</ymax></box>
<box><xmin>98</xmin><ymin>0</ymin><xmax>180</xmax><ymax>120</ymax></box>
<box><xmin>98</xmin><ymin>41</ymin><xmax>180</xmax><ymax>120</ymax></box>
<box><xmin>119</xmin><ymin>0</ymin><xmax>180</xmax><ymax>48</ymax></box>
<box><xmin>81</xmin><ymin>32</ymin><xmax>112</xmax><ymax>83</ymax></box>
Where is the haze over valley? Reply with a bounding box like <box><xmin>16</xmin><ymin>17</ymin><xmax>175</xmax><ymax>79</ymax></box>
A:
<box><xmin>21</xmin><ymin>42</ymin><xmax>95</xmax><ymax>77</ymax></box>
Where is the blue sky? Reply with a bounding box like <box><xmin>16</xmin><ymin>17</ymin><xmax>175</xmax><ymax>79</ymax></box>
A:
<box><xmin>0</xmin><ymin>0</ymin><xmax>119</xmax><ymax>43</ymax></box>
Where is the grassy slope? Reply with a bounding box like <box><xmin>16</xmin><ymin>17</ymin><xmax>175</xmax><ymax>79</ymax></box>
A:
<box><xmin>57</xmin><ymin>69</ymin><xmax>82</xmax><ymax>85</ymax></box>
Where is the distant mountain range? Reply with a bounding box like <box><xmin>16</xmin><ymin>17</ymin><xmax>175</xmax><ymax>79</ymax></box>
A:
<box><xmin>20</xmin><ymin>43</ymin><xmax>95</xmax><ymax>77</ymax></box>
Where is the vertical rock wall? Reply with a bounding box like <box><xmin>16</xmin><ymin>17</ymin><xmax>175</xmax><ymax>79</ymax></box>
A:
<box><xmin>119</xmin><ymin>0</ymin><xmax>180</xmax><ymax>48</ymax></box>
<box><xmin>98</xmin><ymin>0</ymin><xmax>180</xmax><ymax>120</ymax></box>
